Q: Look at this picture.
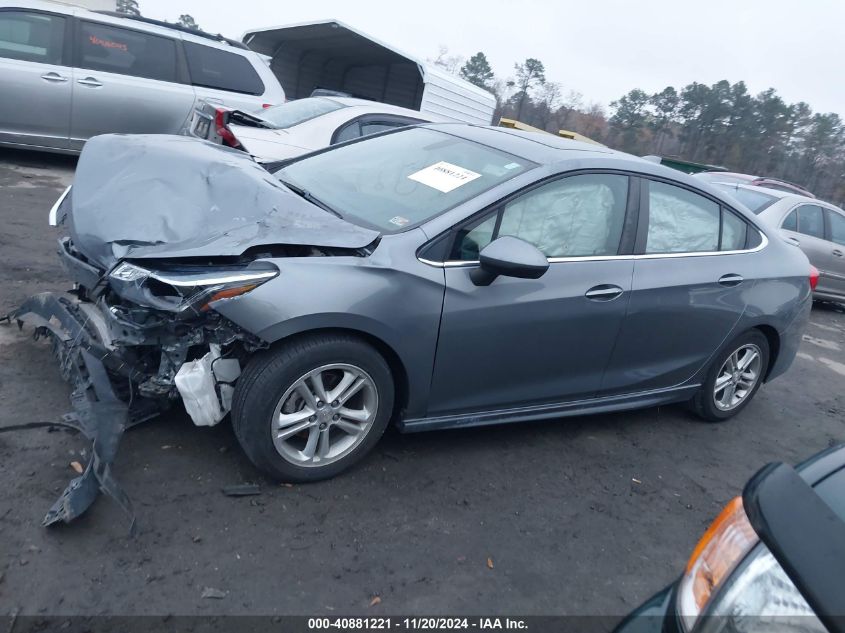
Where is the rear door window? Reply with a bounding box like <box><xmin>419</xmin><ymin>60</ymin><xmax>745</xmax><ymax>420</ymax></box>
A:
<box><xmin>794</xmin><ymin>204</ymin><xmax>825</xmax><ymax>239</ymax></box>
<box><xmin>645</xmin><ymin>181</ymin><xmax>755</xmax><ymax>253</ymax></box>
<box><xmin>0</xmin><ymin>10</ymin><xmax>65</xmax><ymax>65</ymax></box>
<box><xmin>183</xmin><ymin>41</ymin><xmax>264</xmax><ymax>95</ymax></box>
<box><xmin>721</xmin><ymin>209</ymin><xmax>748</xmax><ymax>251</ymax></box>
<box><xmin>827</xmin><ymin>210</ymin><xmax>845</xmax><ymax>246</ymax></box>
<box><xmin>77</xmin><ymin>21</ymin><xmax>177</xmax><ymax>82</ymax></box>
<box><xmin>646</xmin><ymin>181</ymin><xmax>720</xmax><ymax>253</ymax></box>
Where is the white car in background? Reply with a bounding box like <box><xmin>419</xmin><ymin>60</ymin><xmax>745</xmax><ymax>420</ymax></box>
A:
<box><xmin>184</xmin><ymin>96</ymin><xmax>439</xmax><ymax>163</ymax></box>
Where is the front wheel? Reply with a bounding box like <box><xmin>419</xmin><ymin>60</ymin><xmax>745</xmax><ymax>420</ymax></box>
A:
<box><xmin>690</xmin><ymin>330</ymin><xmax>770</xmax><ymax>422</ymax></box>
<box><xmin>232</xmin><ymin>333</ymin><xmax>394</xmax><ymax>482</ymax></box>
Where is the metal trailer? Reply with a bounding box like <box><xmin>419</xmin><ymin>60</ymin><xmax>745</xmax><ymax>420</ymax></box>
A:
<box><xmin>241</xmin><ymin>19</ymin><xmax>496</xmax><ymax>126</ymax></box>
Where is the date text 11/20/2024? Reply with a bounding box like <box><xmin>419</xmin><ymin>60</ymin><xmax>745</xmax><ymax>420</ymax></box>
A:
<box><xmin>308</xmin><ymin>618</ymin><xmax>529</xmax><ymax>630</ymax></box>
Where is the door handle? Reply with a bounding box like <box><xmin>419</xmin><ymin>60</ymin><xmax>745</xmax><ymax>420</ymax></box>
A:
<box><xmin>784</xmin><ymin>236</ymin><xmax>800</xmax><ymax>246</ymax></box>
<box><xmin>585</xmin><ymin>284</ymin><xmax>624</xmax><ymax>301</ymax></box>
<box><xmin>77</xmin><ymin>77</ymin><xmax>103</xmax><ymax>87</ymax></box>
<box><xmin>834</xmin><ymin>250</ymin><xmax>843</xmax><ymax>258</ymax></box>
<box><xmin>41</xmin><ymin>72</ymin><xmax>68</xmax><ymax>83</ymax></box>
<box><xmin>718</xmin><ymin>274</ymin><xmax>744</xmax><ymax>287</ymax></box>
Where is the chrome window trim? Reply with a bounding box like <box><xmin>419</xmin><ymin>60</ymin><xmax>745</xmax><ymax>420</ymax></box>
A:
<box><xmin>418</xmin><ymin>231</ymin><xmax>769</xmax><ymax>268</ymax></box>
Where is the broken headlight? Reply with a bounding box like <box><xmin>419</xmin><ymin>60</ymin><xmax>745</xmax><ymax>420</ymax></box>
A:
<box><xmin>108</xmin><ymin>261</ymin><xmax>279</xmax><ymax>315</ymax></box>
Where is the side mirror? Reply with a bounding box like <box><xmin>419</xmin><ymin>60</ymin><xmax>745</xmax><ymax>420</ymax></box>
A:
<box><xmin>470</xmin><ymin>236</ymin><xmax>550</xmax><ymax>286</ymax></box>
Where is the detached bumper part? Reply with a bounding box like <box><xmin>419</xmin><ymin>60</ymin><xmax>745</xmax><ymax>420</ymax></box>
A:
<box><xmin>3</xmin><ymin>293</ymin><xmax>139</xmax><ymax>532</ymax></box>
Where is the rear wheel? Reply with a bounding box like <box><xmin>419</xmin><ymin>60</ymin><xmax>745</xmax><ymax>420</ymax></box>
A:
<box><xmin>691</xmin><ymin>330</ymin><xmax>769</xmax><ymax>422</ymax></box>
<box><xmin>232</xmin><ymin>333</ymin><xmax>394</xmax><ymax>482</ymax></box>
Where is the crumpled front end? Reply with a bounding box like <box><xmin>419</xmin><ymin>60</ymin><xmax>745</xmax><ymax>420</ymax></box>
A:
<box><xmin>5</xmin><ymin>253</ymin><xmax>272</xmax><ymax>529</ymax></box>
<box><xmin>5</xmin><ymin>234</ymin><xmax>281</xmax><ymax>530</ymax></box>
<box><xmin>4</xmin><ymin>133</ymin><xmax>379</xmax><ymax>529</ymax></box>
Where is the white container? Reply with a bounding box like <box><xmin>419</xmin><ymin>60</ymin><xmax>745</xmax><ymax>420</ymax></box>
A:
<box><xmin>174</xmin><ymin>345</ymin><xmax>241</xmax><ymax>427</ymax></box>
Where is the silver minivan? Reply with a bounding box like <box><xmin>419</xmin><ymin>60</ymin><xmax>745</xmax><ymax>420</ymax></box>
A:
<box><xmin>0</xmin><ymin>0</ymin><xmax>285</xmax><ymax>154</ymax></box>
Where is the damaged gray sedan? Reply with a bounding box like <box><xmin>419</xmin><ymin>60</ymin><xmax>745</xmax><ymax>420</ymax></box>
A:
<box><xmin>8</xmin><ymin>124</ymin><xmax>813</xmax><ymax>525</ymax></box>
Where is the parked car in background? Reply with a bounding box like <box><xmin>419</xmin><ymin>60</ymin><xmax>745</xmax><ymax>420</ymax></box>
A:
<box><xmin>614</xmin><ymin>444</ymin><xmax>845</xmax><ymax>633</ymax></box>
<box><xmin>711</xmin><ymin>182</ymin><xmax>845</xmax><ymax>303</ymax></box>
<box><xmin>696</xmin><ymin>171</ymin><xmax>815</xmax><ymax>197</ymax></box>
<box><xmin>0</xmin><ymin>0</ymin><xmax>284</xmax><ymax>154</ymax></box>
<box><xmin>184</xmin><ymin>96</ymin><xmax>439</xmax><ymax>162</ymax></box>
<box><xmin>18</xmin><ymin>124</ymin><xmax>814</xmax><ymax>487</ymax></box>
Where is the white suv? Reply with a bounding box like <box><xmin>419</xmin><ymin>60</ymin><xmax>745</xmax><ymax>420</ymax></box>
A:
<box><xmin>0</xmin><ymin>0</ymin><xmax>285</xmax><ymax>154</ymax></box>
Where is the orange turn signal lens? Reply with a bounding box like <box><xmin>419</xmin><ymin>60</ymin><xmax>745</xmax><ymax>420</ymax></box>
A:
<box><xmin>677</xmin><ymin>497</ymin><xmax>759</xmax><ymax>629</ymax></box>
<box><xmin>200</xmin><ymin>284</ymin><xmax>257</xmax><ymax>311</ymax></box>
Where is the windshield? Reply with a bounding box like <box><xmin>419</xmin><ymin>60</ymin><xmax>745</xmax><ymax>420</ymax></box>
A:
<box><xmin>256</xmin><ymin>98</ymin><xmax>346</xmax><ymax>129</ymax></box>
<box><xmin>712</xmin><ymin>183</ymin><xmax>779</xmax><ymax>214</ymax></box>
<box><xmin>275</xmin><ymin>127</ymin><xmax>535</xmax><ymax>232</ymax></box>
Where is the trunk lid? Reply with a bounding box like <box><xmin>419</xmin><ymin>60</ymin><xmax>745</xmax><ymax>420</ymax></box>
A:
<box><xmin>227</xmin><ymin>125</ymin><xmax>313</xmax><ymax>162</ymax></box>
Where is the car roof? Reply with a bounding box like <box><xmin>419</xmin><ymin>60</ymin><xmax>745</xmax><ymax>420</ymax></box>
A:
<box><xmin>714</xmin><ymin>182</ymin><xmax>845</xmax><ymax>213</ymax></box>
<box><xmin>711</xmin><ymin>182</ymin><xmax>797</xmax><ymax>200</ymax></box>
<box><xmin>422</xmin><ymin>123</ymin><xmax>622</xmax><ymax>163</ymax></box>
<box><xmin>13</xmin><ymin>0</ymin><xmax>253</xmax><ymax>53</ymax></box>
<box><xmin>422</xmin><ymin>123</ymin><xmax>784</xmax><ymax>209</ymax></box>
<box><xmin>322</xmin><ymin>98</ymin><xmax>441</xmax><ymax>122</ymax></box>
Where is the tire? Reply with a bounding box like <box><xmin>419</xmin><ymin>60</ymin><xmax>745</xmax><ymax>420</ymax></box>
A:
<box><xmin>231</xmin><ymin>333</ymin><xmax>394</xmax><ymax>482</ymax></box>
<box><xmin>690</xmin><ymin>329</ymin><xmax>770</xmax><ymax>422</ymax></box>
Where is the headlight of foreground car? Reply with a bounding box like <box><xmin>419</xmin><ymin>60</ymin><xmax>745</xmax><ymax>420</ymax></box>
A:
<box><xmin>677</xmin><ymin>497</ymin><xmax>824</xmax><ymax>633</ymax></box>
<box><xmin>109</xmin><ymin>261</ymin><xmax>279</xmax><ymax>315</ymax></box>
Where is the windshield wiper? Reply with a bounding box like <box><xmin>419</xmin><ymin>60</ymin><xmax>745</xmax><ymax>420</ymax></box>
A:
<box><xmin>278</xmin><ymin>179</ymin><xmax>342</xmax><ymax>218</ymax></box>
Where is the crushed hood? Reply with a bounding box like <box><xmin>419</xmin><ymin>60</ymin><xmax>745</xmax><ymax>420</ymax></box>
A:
<box><xmin>66</xmin><ymin>134</ymin><xmax>379</xmax><ymax>268</ymax></box>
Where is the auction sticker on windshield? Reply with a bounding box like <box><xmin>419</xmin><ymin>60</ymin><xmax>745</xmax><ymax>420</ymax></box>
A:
<box><xmin>408</xmin><ymin>162</ymin><xmax>482</xmax><ymax>193</ymax></box>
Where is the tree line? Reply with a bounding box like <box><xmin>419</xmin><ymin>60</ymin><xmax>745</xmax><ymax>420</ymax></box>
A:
<box><xmin>442</xmin><ymin>50</ymin><xmax>845</xmax><ymax>207</ymax></box>
<box><xmin>116</xmin><ymin>0</ymin><xmax>201</xmax><ymax>31</ymax></box>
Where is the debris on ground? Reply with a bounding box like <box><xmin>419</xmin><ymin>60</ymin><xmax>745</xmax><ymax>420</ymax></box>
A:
<box><xmin>200</xmin><ymin>587</ymin><xmax>226</xmax><ymax>599</ymax></box>
<box><xmin>70</xmin><ymin>461</ymin><xmax>83</xmax><ymax>474</ymax></box>
<box><xmin>222</xmin><ymin>484</ymin><xmax>261</xmax><ymax>497</ymax></box>
<box><xmin>487</xmin><ymin>557</ymin><xmax>494</xmax><ymax>570</ymax></box>
<box><xmin>369</xmin><ymin>596</ymin><xmax>381</xmax><ymax>607</ymax></box>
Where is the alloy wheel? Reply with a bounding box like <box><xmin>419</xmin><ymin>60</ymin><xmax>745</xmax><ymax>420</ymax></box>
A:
<box><xmin>271</xmin><ymin>363</ymin><xmax>379</xmax><ymax>467</ymax></box>
<box><xmin>713</xmin><ymin>344</ymin><xmax>763</xmax><ymax>411</ymax></box>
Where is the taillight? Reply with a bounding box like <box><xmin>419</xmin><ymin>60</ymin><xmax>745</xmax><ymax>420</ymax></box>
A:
<box><xmin>261</xmin><ymin>103</ymin><xmax>273</xmax><ymax>109</ymax></box>
<box><xmin>809</xmin><ymin>265</ymin><xmax>820</xmax><ymax>291</ymax></box>
<box><xmin>214</xmin><ymin>108</ymin><xmax>242</xmax><ymax>149</ymax></box>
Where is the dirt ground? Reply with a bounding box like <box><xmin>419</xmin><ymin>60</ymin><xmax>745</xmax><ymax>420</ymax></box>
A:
<box><xmin>0</xmin><ymin>147</ymin><xmax>843</xmax><ymax>620</ymax></box>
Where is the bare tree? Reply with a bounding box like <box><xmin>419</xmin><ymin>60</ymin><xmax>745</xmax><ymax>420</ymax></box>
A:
<box><xmin>429</xmin><ymin>46</ymin><xmax>464</xmax><ymax>75</ymax></box>
<box><xmin>116</xmin><ymin>0</ymin><xmax>140</xmax><ymax>16</ymax></box>
<box><xmin>177</xmin><ymin>14</ymin><xmax>201</xmax><ymax>31</ymax></box>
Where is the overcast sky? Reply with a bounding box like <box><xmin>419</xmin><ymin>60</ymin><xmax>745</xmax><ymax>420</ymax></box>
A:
<box><xmin>141</xmin><ymin>0</ymin><xmax>844</xmax><ymax>116</ymax></box>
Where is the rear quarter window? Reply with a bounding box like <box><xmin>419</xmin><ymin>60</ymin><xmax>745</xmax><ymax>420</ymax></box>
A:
<box><xmin>183</xmin><ymin>42</ymin><xmax>264</xmax><ymax>96</ymax></box>
<box><xmin>78</xmin><ymin>21</ymin><xmax>177</xmax><ymax>82</ymax></box>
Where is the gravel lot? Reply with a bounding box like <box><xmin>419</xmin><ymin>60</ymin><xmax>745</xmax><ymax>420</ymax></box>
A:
<box><xmin>0</xmin><ymin>147</ymin><xmax>843</xmax><ymax>620</ymax></box>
